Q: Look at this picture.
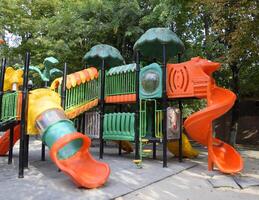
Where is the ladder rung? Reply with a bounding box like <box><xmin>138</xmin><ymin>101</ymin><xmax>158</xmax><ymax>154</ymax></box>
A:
<box><xmin>143</xmin><ymin>149</ymin><xmax>152</xmax><ymax>153</ymax></box>
<box><xmin>141</xmin><ymin>139</ymin><xmax>149</xmax><ymax>143</ymax></box>
<box><xmin>133</xmin><ymin>159</ymin><xmax>142</xmax><ymax>164</ymax></box>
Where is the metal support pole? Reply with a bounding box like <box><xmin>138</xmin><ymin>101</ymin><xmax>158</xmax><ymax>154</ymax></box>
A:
<box><xmin>8</xmin><ymin>125</ymin><xmax>14</xmax><ymax>164</ymax></box>
<box><xmin>41</xmin><ymin>81</ymin><xmax>48</xmax><ymax>161</ymax></box>
<box><xmin>134</xmin><ymin>51</ymin><xmax>140</xmax><ymax>160</ymax></box>
<box><xmin>19</xmin><ymin>52</ymin><xmax>30</xmax><ymax>178</ymax></box>
<box><xmin>152</xmin><ymin>102</ymin><xmax>156</xmax><ymax>159</ymax></box>
<box><xmin>162</xmin><ymin>44</ymin><xmax>167</xmax><ymax>168</ymax></box>
<box><xmin>118</xmin><ymin>104</ymin><xmax>122</xmax><ymax>155</ymax></box>
<box><xmin>24</xmin><ymin>135</ymin><xmax>29</xmax><ymax>168</ymax></box>
<box><xmin>178</xmin><ymin>100</ymin><xmax>183</xmax><ymax>162</ymax></box>
<box><xmin>99</xmin><ymin>59</ymin><xmax>105</xmax><ymax>159</ymax></box>
<box><xmin>56</xmin><ymin>62</ymin><xmax>68</xmax><ymax>172</ymax></box>
<box><xmin>82</xmin><ymin>113</ymin><xmax>86</xmax><ymax>134</ymax></box>
<box><xmin>178</xmin><ymin>54</ymin><xmax>183</xmax><ymax>162</ymax></box>
<box><xmin>41</xmin><ymin>142</ymin><xmax>45</xmax><ymax>161</ymax></box>
<box><xmin>61</xmin><ymin>63</ymin><xmax>67</xmax><ymax>109</ymax></box>
<box><xmin>0</xmin><ymin>58</ymin><xmax>7</xmax><ymax>120</ymax></box>
<box><xmin>153</xmin><ymin>142</ymin><xmax>156</xmax><ymax>159</ymax></box>
<box><xmin>118</xmin><ymin>141</ymin><xmax>122</xmax><ymax>156</ymax></box>
<box><xmin>77</xmin><ymin>115</ymin><xmax>81</xmax><ymax>132</ymax></box>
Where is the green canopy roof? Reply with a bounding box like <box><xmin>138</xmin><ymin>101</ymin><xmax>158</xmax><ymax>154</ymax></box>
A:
<box><xmin>107</xmin><ymin>63</ymin><xmax>136</xmax><ymax>76</ymax></box>
<box><xmin>43</xmin><ymin>57</ymin><xmax>59</xmax><ymax>68</ymax></box>
<box><xmin>133</xmin><ymin>27</ymin><xmax>185</xmax><ymax>60</ymax></box>
<box><xmin>83</xmin><ymin>44</ymin><xmax>125</xmax><ymax>68</ymax></box>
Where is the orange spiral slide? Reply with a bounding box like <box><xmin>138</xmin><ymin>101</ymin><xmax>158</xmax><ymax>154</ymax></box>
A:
<box><xmin>167</xmin><ymin>57</ymin><xmax>243</xmax><ymax>173</ymax></box>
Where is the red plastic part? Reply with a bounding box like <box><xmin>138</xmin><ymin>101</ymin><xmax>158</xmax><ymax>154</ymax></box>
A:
<box><xmin>169</xmin><ymin>57</ymin><xmax>243</xmax><ymax>174</ymax></box>
<box><xmin>50</xmin><ymin>132</ymin><xmax>110</xmax><ymax>188</ymax></box>
<box><xmin>0</xmin><ymin>124</ymin><xmax>20</xmax><ymax>155</ymax></box>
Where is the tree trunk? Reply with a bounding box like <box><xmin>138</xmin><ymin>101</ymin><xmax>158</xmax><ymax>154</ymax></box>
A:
<box><xmin>203</xmin><ymin>11</ymin><xmax>211</xmax><ymax>59</ymax></box>
<box><xmin>229</xmin><ymin>63</ymin><xmax>240</xmax><ymax>146</ymax></box>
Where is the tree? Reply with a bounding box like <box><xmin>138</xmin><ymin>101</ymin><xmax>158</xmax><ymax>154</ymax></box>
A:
<box><xmin>0</xmin><ymin>0</ymin><xmax>258</xmax><ymax>131</ymax></box>
<box><xmin>195</xmin><ymin>0</ymin><xmax>259</xmax><ymax>145</ymax></box>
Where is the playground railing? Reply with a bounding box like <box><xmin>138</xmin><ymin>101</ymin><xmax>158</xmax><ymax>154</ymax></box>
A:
<box><xmin>60</xmin><ymin>78</ymin><xmax>99</xmax><ymax>111</ymax></box>
<box><xmin>84</xmin><ymin>111</ymin><xmax>100</xmax><ymax>139</ymax></box>
<box><xmin>105</xmin><ymin>64</ymin><xmax>136</xmax><ymax>97</ymax></box>
<box><xmin>0</xmin><ymin>92</ymin><xmax>19</xmax><ymax>123</ymax></box>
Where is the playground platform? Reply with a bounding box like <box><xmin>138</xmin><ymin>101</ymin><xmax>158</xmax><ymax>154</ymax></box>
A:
<box><xmin>0</xmin><ymin>138</ymin><xmax>258</xmax><ymax>200</ymax></box>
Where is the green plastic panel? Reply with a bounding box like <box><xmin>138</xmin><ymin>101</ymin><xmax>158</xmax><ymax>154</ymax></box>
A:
<box><xmin>140</xmin><ymin>63</ymin><xmax>162</xmax><ymax>99</ymax></box>
<box><xmin>106</xmin><ymin>63</ymin><xmax>136</xmax><ymax>75</ymax></box>
<box><xmin>42</xmin><ymin>120</ymin><xmax>82</xmax><ymax>159</ymax></box>
<box><xmin>105</xmin><ymin>64</ymin><xmax>136</xmax><ymax>96</ymax></box>
<box><xmin>103</xmin><ymin>112</ymin><xmax>135</xmax><ymax>141</ymax></box>
<box><xmin>0</xmin><ymin>92</ymin><xmax>18</xmax><ymax>123</ymax></box>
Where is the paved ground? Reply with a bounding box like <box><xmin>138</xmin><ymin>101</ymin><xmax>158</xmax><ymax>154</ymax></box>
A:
<box><xmin>118</xmin><ymin>147</ymin><xmax>259</xmax><ymax>200</ymax></box>
<box><xmin>0</xmin><ymin>138</ymin><xmax>258</xmax><ymax>200</ymax></box>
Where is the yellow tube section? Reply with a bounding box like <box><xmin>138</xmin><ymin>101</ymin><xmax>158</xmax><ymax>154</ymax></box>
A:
<box><xmin>27</xmin><ymin>88</ymin><xmax>62</xmax><ymax>135</ymax></box>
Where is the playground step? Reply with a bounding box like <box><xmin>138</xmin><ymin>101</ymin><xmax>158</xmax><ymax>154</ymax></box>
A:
<box><xmin>142</xmin><ymin>149</ymin><xmax>152</xmax><ymax>153</ymax></box>
<box><xmin>142</xmin><ymin>137</ymin><xmax>161</xmax><ymax>142</ymax></box>
<box><xmin>133</xmin><ymin>159</ymin><xmax>142</xmax><ymax>164</ymax></box>
<box><xmin>141</xmin><ymin>138</ymin><xmax>149</xmax><ymax>143</ymax></box>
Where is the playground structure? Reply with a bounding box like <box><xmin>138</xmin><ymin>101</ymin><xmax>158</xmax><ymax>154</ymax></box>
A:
<box><xmin>0</xmin><ymin>27</ymin><xmax>243</xmax><ymax>189</ymax></box>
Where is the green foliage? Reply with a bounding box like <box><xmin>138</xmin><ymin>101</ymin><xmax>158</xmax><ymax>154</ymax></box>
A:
<box><xmin>0</xmin><ymin>0</ymin><xmax>258</xmax><ymax>100</ymax></box>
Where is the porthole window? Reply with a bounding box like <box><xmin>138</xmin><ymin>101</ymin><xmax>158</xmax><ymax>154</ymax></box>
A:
<box><xmin>141</xmin><ymin>71</ymin><xmax>160</xmax><ymax>93</ymax></box>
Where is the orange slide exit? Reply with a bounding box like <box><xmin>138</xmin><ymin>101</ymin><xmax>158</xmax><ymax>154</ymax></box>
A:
<box><xmin>0</xmin><ymin>124</ymin><xmax>20</xmax><ymax>156</ymax></box>
<box><xmin>167</xmin><ymin>57</ymin><xmax>243</xmax><ymax>173</ymax></box>
<box><xmin>50</xmin><ymin>132</ymin><xmax>110</xmax><ymax>188</ymax></box>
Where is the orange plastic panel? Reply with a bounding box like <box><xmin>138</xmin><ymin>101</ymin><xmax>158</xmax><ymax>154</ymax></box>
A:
<box><xmin>66</xmin><ymin>99</ymin><xmax>98</xmax><ymax>119</ymax></box>
<box><xmin>105</xmin><ymin>94</ymin><xmax>136</xmax><ymax>104</ymax></box>
<box><xmin>167</xmin><ymin>57</ymin><xmax>218</xmax><ymax>99</ymax></box>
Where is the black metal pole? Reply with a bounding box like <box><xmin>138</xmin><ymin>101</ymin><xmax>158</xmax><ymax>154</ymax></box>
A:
<box><xmin>152</xmin><ymin>102</ymin><xmax>156</xmax><ymax>159</ymax></box>
<box><xmin>162</xmin><ymin>44</ymin><xmax>167</xmax><ymax>168</ymax></box>
<box><xmin>8</xmin><ymin>125</ymin><xmax>14</xmax><ymax>164</ymax></box>
<box><xmin>56</xmin><ymin>62</ymin><xmax>68</xmax><ymax>172</ymax></box>
<box><xmin>134</xmin><ymin>51</ymin><xmax>140</xmax><ymax>160</ymax></box>
<box><xmin>61</xmin><ymin>63</ymin><xmax>67</xmax><ymax>109</ymax></box>
<box><xmin>0</xmin><ymin>58</ymin><xmax>7</xmax><ymax>120</ymax></box>
<box><xmin>118</xmin><ymin>141</ymin><xmax>122</xmax><ymax>156</ymax></box>
<box><xmin>82</xmin><ymin>113</ymin><xmax>86</xmax><ymax>134</ymax></box>
<box><xmin>24</xmin><ymin>135</ymin><xmax>29</xmax><ymax>168</ymax></box>
<box><xmin>41</xmin><ymin>142</ymin><xmax>45</xmax><ymax>161</ymax></box>
<box><xmin>178</xmin><ymin>100</ymin><xmax>183</xmax><ymax>162</ymax></box>
<box><xmin>118</xmin><ymin>104</ymin><xmax>122</xmax><ymax>155</ymax></box>
<box><xmin>178</xmin><ymin>54</ymin><xmax>183</xmax><ymax>162</ymax></box>
<box><xmin>77</xmin><ymin>115</ymin><xmax>81</xmax><ymax>132</ymax></box>
<box><xmin>19</xmin><ymin>52</ymin><xmax>30</xmax><ymax>178</ymax></box>
<box><xmin>99</xmin><ymin>59</ymin><xmax>105</xmax><ymax>159</ymax></box>
<box><xmin>41</xmin><ymin>81</ymin><xmax>48</xmax><ymax>161</ymax></box>
<box><xmin>24</xmin><ymin>75</ymin><xmax>36</xmax><ymax>167</ymax></box>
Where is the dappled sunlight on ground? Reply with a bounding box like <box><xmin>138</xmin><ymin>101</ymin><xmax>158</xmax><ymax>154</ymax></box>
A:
<box><xmin>0</xmin><ymin>138</ymin><xmax>258</xmax><ymax>200</ymax></box>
